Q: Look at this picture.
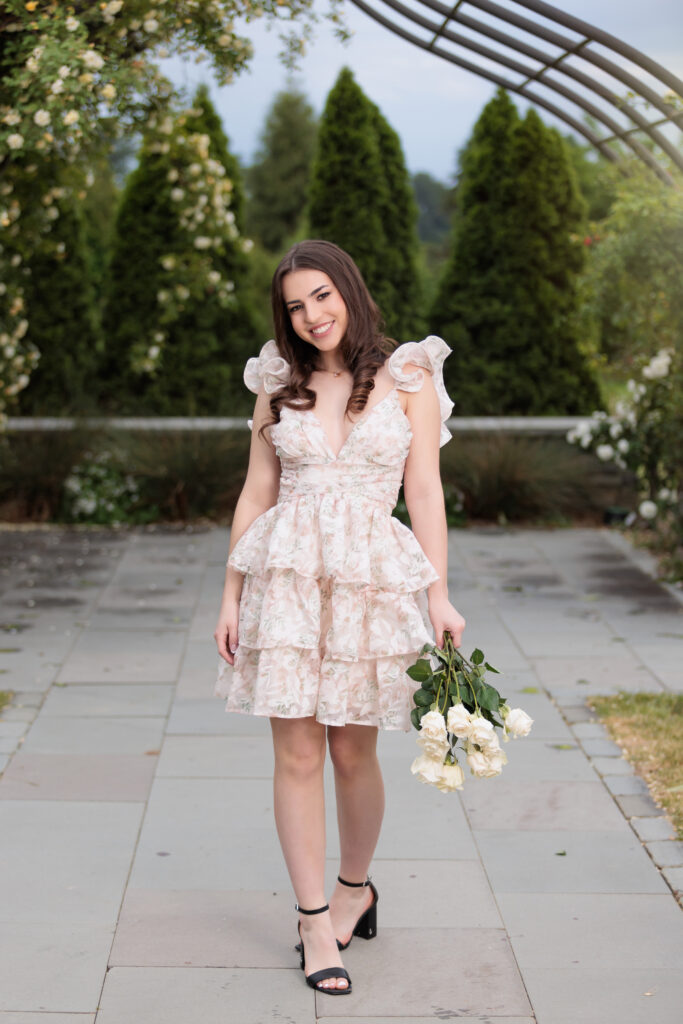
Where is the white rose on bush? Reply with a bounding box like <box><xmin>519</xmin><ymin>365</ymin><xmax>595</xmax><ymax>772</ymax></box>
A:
<box><xmin>638</xmin><ymin>500</ymin><xmax>657</xmax><ymax>520</ymax></box>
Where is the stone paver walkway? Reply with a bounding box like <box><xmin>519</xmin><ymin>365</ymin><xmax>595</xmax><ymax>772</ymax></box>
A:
<box><xmin>0</xmin><ymin>524</ymin><xmax>682</xmax><ymax>1023</ymax></box>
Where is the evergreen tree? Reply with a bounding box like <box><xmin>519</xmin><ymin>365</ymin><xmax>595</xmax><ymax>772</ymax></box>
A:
<box><xmin>431</xmin><ymin>90</ymin><xmax>600</xmax><ymax>414</ymax></box>
<box><xmin>308</xmin><ymin>68</ymin><xmax>421</xmax><ymax>340</ymax></box>
<box><xmin>18</xmin><ymin>170</ymin><xmax>101</xmax><ymax>415</ymax></box>
<box><xmin>246</xmin><ymin>88</ymin><xmax>317</xmax><ymax>252</ymax></box>
<box><xmin>102</xmin><ymin>85</ymin><xmax>258</xmax><ymax>414</ymax></box>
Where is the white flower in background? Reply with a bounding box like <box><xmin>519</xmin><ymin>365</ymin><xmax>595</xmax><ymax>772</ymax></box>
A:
<box><xmin>144</xmin><ymin>18</ymin><xmax>160</xmax><ymax>32</ymax></box>
<box><xmin>170</xmin><ymin>187</ymin><xmax>185</xmax><ymax>201</ymax></box>
<box><xmin>638</xmin><ymin>500</ymin><xmax>657</xmax><ymax>520</ymax></box>
<box><xmin>207</xmin><ymin>270</ymin><xmax>221</xmax><ymax>285</ymax></box>
<box><xmin>65</xmin><ymin>16</ymin><xmax>80</xmax><ymax>31</ymax></box>
<box><xmin>175</xmin><ymin>284</ymin><xmax>190</xmax><ymax>300</ymax></box>
<box><xmin>189</xmin><ymin>163</ymin><xmax>202</xmax><ymax>176</ymax></box>
<box><xmin>609</xmin><ymin>422</ymin><xmax>622</xmax><ymax>439</ymax></box>
<box><xmin>218</xmin><ymin>33</ymin><xmax>232</xmax><ymax>46</ymax></box>
<box><xmin>33</xmin><ymin>109</ymin><xmax>51</xmax><ymax>126</ymax></box>
<box><xmin>105</xmin><ymin>0</ymin><xmax>124</xmax><ymax>15</ymax></box>
<box><xmin>148</xmin><ymin>344</ymin><xmax>160</xmax><ymax>359</ymax></box>
<box><xmin>596</xmin><ymin>444</ymin><xmax>614</xmax><ymax>461</ymax></box>
<box><xmin>160</xmin><ymin>255</ymin><xmax>176</xmax><ymax>270</ymax></box>
<box><xmin>51</xmin><ymin>79</ymin><xmax>65</xmax><ymax>94</ymax></box>
<box><xmin>62</xmin><ymin>110</ymin><xmax>79</xmax><ymax>126</ymax></box>
<box><xmin>81</xmin><ymin>49</ymin><xmax>105</xmax><ymax>71</ymax></box>
<box><xmin>617</xmin><ymin>439</ymin><xmax>630</xmax><ymax>454</ymax></box>
<box><xmin>101</xmin><ymin>84</ymin><xmax>116</xmax><ymax>101</ymax></box>
<box><xmin>7</xmin><ymin>134</ymin><xmax>24</xmax><ymax>150</ymax></box>
<box><xmin>167</xmin><ymin>168</ymin><xmax>179</xmax><ymax>182</ymax></box>
<box><xmin>156</xmin><ymin>289</ymin><xmax>170</xmax><ymax>303</ymax></box>
<box><xmin>503</xmin><ymin>706</ymin><xmax>534</xmax><ymax>738</ymax></box>
<box><xmin>642</xmin><ymin>349</ymin><xmax>672</xmax><ymax>380</ymax></box>
<box><xmin>657</xmin><ymin>488</ymin><xmax>673</xmax><ymax>502</ymax></box>
<box><xmin>3</xmin><ymin>110</ymin><xmax>21</xmax><ymax>125</ymax></box>
<box><xmin>46</xmin><ymin>206</ymin><xmax>59</xmax><ymax>220</ymax></box>
<box><xmin>58</xmin><ymin>65</ymin><xmax>71</xmax><ymax>79</ymax></box>
<box><xmin>193</xmin><ymin>236</ymin><xmax>211</xmax><ymax>249</ymax></box>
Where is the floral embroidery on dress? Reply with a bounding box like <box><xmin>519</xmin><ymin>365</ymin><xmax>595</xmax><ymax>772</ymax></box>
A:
<box><xmin>215</xmin><ymin>336</ymin><xmax>454</xmax><ymax>731</ymax></box>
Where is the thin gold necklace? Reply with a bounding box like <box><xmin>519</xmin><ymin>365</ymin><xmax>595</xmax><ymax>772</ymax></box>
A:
<box><xmin>315</xmin><ymin>366</ymin><xmax>345</xmax><ymax>377</ymax></box>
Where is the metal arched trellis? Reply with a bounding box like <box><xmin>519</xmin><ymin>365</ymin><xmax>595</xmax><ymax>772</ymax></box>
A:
<box><xmin>349</xmin><ymin>0</ymin><xmax>683</xmax><ymax>184</ymax></box>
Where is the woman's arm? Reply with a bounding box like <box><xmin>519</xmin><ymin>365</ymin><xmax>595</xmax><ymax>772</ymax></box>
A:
<box><xmin>402</xmin><ymin>365</ymin><xmax>466</xmax><ymax>648</ymax></box>
<box><xmin>214</xmin><ymin>388</ymin><xmax>281</xmax><ymax>665</ymax></box>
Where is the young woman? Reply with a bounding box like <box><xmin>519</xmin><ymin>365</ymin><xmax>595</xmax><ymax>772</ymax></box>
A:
<box><xmin>214</xmin><ymin>239</ymin><xmax>466</xmax><ymax>995</ymax></box>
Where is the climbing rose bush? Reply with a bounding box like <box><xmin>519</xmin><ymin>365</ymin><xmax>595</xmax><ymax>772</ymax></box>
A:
<box><xmin>0</xmin><ymin>0</ymin><xmax>320</xmax><ymax>425</ymax></box>
<box><xmin>566</xmin><ymin>348</ymin><xmax>680</xmax><ymax>527</ymax></box>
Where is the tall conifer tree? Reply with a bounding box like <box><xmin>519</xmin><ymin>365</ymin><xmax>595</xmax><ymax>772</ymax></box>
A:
<box><xmin>431</xmin><ymin>89</ymin><xmax>600</xmax><ymax>414</ymax></box>
<box><xmin>246</xmin><ymin>88</ymin><xmax>317</xmax><ymax>252</ymax></box>
<box><xmin>308</xmin><ymin>68</ymin><xmax>421</xmax><ymax>340</ymax></box>
<box><xmin>19</xmin><ymin>172</ymin><xmax>101</xmax><ymax>415</ymax></box>
<box><xmin>103</xmin><ymin>85</ymin><xmax>257</xmax><ymax>414</ymax></box>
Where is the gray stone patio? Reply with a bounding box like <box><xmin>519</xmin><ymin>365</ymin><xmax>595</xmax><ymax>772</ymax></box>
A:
<box><xmin>0</xmin><ymin>524</ymin><xmax>681</xmax><ymax>1023</ymax></box>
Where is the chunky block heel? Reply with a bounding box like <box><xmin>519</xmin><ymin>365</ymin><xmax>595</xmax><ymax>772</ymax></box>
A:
<box><xmin>337</xmin><ymin>875</ymin><xmax>379</xmax><ymax>950</ymax></box>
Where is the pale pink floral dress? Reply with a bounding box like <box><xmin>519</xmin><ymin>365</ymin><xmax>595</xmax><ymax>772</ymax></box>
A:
<box><xmin>215</xmin><ymin>335</ymin><xmax>454</xmax><ymax>731</ymax></box>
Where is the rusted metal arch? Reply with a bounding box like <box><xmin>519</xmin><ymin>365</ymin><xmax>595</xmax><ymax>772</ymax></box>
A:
<box><xmin>349</xmin><ymin>0</ymin><xmax>683</xmax><ymax>184</ymax></box>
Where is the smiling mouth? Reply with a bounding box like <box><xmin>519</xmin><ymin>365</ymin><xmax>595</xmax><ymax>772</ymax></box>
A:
<box><xmin>311</xmin><ymin>322</ymin><xmax>334</xmax><ymax>338</ymax></box>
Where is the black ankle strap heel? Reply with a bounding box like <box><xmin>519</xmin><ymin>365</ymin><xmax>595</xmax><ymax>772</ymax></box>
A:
<box><xmin>336</xmin><ymin>875</ymin><xmax>379</xmax><ymax>948</ymax></box>
<box><xmin>295</xmin><ymin>903</ymin><xmax>352</xmax><ymax>995</ymax></box>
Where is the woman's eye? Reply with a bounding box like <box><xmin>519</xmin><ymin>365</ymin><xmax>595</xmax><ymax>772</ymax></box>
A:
<box><xmin>317</xmin><ymin>291</ymin><xmax>330</xmax><ymax>301</ymax></box>
<box><xmin>288</xmin><ymin>304</ymin><xmax>302</xmax><ymax>314</ymax></box>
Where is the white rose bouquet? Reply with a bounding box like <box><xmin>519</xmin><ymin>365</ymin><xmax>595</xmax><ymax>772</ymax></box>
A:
<box><xmin>408</xmin><ymin>631</ymin><xmax>533</xmax><ymax>791</ymax></box>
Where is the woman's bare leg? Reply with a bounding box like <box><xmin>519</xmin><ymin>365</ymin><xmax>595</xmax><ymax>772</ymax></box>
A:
<box><xmin>327</xmin><ymin>724</ymin><xmax>385</xmax><ymax>945</ymax></box>
<box><xmin>270</xmin><ymin>716</ymin><xmax>348</xmax><ymax>990</ymax></box>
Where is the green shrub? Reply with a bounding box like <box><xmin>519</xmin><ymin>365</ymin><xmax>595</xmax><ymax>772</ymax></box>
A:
<box><xmin>0</xmin><ymin>429</ymin><xmax>94</xmax><ymax>521</ymax></box>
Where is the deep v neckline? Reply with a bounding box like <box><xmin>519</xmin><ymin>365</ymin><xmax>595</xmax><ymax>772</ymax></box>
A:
<box><xmin>306</xmin><ymin>388</ymin><xmax>401</xmax><ymax>461</ymax></box>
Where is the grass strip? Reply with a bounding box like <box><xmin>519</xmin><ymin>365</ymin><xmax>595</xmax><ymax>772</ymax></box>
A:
<box><xmin>0</xmin><ymin>690</ymin><xmax>12</xmax><ymax>715</ymax></box>
<box><xmin>589</xmin><ymin>692</ymin><xmax>683</xmax><ymax>839</ymax></box>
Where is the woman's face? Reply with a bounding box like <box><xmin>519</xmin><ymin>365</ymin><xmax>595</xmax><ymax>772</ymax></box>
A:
<box><xmin>282</xmin><ymin>269</ymin><xmax>349</xmax><ymax>355</ymax></box>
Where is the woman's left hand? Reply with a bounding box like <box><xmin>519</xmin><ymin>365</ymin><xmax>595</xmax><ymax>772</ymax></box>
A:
<box><xmin>428</xmin><ymin>592</ymin><xmax>466</xmax><ymax>649</ymax></box>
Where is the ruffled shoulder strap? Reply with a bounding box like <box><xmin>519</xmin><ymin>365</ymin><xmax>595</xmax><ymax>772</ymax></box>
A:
<box><xmin>387</xmin><ymin>335</ymin><xmax>454</xmax><ymax>446</ymax></box>
<box><xmin>243</xmin><ymin>339</ymin><xmax>291</xmax><ymax>395</ymax></box>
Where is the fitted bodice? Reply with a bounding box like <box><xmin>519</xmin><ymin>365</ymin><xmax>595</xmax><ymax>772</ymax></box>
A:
<box><xmin>272</xmin><ymin>389</ymin><xmax>411</xmax><ymax>514</ymax></box>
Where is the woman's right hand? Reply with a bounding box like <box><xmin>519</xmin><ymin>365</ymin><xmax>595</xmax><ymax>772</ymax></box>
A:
<box><xmin>214</xmin><ymin>600</ymin><xmax>240</xmax><ymax>665</ymax></box>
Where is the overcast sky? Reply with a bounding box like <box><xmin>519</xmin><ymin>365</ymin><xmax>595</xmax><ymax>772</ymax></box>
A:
<box><xmin>165</xmin><ymin>0</ymin><xmax>683</xmax><ymax>182</ymax></box>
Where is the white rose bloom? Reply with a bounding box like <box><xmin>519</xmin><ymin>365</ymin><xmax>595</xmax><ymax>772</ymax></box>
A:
<box><xmin>411</xmin><ymin>754</ymin><xmax>446</xmax><ymax>787</ymax></box>
<box><xmin>469</xmin><ymin>715</ymin><xmax>497</xmax><ymax>749</ymax></box>
<box><xmin>504</xmin><ymin>707</ymin><xmax>534</xmax><ymax>738</ymax></box>
<box><xmin>447</xmin><ymin>703</ymin><xmax>473</xmax><ymax>738</ymax></box>
<box><xmin>101</xmin><ymin>84</ymin><xmax>116</xmax><ymax>101</ymax></box>
<box><xmin>466</xmin><ymin>748</ymin><xmax>496</xmax><ymax>777</ymax></box>
<box><xmin>208</xmin><ymin>270</ymin><xmax>221</xmax><ymax>285</ymax></box>
<box><xmin>160</xmin><ymin>255</ymin><xmax>176</xmax><ymax>270</ymax></box>
<box><xmin>418</xmin><ymin>710</ymin><xmax>447</xmax><ymax>735</ymax></box>
<box><xmin>435</xmin><ymin>762</ymin><xmax>465</xmax><ymax>792</ymax></box>
<box><xmin>658</xmin><ymin>488</ymin><xmax>671</xmax><ymax>502</ymax></box>
<box><xmin>3</xmin><ymin>110</ymin><xmax>21</xmax><ymax>125</ymax></box>
<box><xmin>148</xmin><ymin>345</ymin><xmax>160</xmax><ymax>359</ymax></box>
<box><xmin>7</xmin><ymin>134</ymin><xmax>24</xmax><ymax>150</ymax></box>
<box><xmin>46</xmin><ymin>206</ymin><xmax>59</xmax><ymax>220</ymax></box>
<box><xmin>596</xmin><ymin>444</ymin><xmax>614</xmax><ymax>461</ymax></box>
<box><xmin>63</xmin><ymin>110</ymin><xmax>79</xmax><ymax>126</ymax></box>
<box><xmin>242</xmin><ymin>238</ymin><xmax>254</xmax><ymax>253</ymax></box>
<box><xmin>106</xmin><ymin>0</ymin><xmax>124</xmax><ymax>14</ymax></box>
<box><xmin>218</xmin><ymin>33</ymin><xmax>232</xmax><ymax>46</ymax></box>
<box><xmin>51</xmin><ymin>79</ymin><xmax>65</xmax><ymax>94</ymax></box>
<box><xmin>82</xmin><ymin>49</ymin><xmax>105</xmax><ymax>70</ymax></box>
<box><xmin>609</xmin><ymin>422</ymin><xmax>622</xmax><ymax>439</ymax></box>
<box><xmin>167</xmin><ymin>168</ymin><xmax>179</xmax><ymax>182</ymax></box>
<box><xmin>34</xmin><ymin>109</ymin><xmax>51</xmax><ymax>126</ymax></box>
<box><xmin>638</xmin><ymin>500</ymin><xmax>657</xmax><ymax>520</ymax></box>
<box><xmin>144</xmin><ymin>18</ymin><xmax>160</xmax><ymax>32</ymax></box>
<box><xmin>170</xmin><ymin>188</ymin><xmax>185</xmax><ymax>201</ymax></box>
<box><xmin>58</xmin><ymin>65</ymin><xmax>71</xmax><ymax>78</ymax></box>
<box><xmin>617</xmin><ymin>439</ymin><xmax>629</xmax><ymax>454</ymax></box>
<box><xmin>194</xmin><ymin>236</ymin><xmax>212</xmax><ymax>249</ymax></box>
<box><xmin>175</xmin><ymin>285</ymin><xmax>190</xmax><ymax>300</ymax></box>
<box><xmin>65</xmin><ymin>15</ymin><xmax>80</xmax><ymax>31</ymax></box>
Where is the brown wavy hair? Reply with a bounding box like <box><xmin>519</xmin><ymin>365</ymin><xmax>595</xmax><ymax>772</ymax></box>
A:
<box><xmin>259</xmin><ymin>240</ymin><xmax>395</xmax><ymax>438</ymax></box>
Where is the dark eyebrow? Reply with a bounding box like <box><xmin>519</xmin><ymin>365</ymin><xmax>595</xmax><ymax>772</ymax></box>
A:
<box><xmin>285</xmin><ymin>284</ymin><xmax>328</xmax><ymax>307</ymax></box>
